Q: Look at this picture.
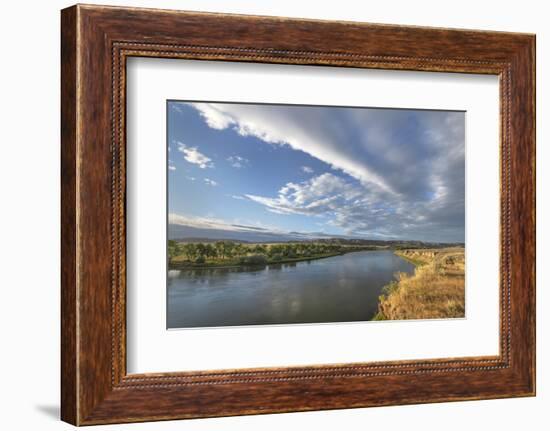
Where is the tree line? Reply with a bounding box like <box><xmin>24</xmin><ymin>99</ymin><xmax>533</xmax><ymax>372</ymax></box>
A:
<box><xmin>168</xmin><ymin>240</ymin><xmax>352</xmax><ymax>264</ymax></box>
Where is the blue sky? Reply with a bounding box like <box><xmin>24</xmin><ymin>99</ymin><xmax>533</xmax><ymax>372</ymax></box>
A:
<box><xmin>167</xmin><ymin>101</ymin><xmax>465</xmax><ymax>243</ymax></box>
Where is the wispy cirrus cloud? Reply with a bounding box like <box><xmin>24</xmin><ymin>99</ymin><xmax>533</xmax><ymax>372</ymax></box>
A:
<box><xmin>170</xmin><ymin>213</ymin><xmax>264</xmax><ymax>232</ymax></box>
<box><xmin>227</xmin><ymin>155</ymin><xmax>249</xmax><ymax>168</ymax></box>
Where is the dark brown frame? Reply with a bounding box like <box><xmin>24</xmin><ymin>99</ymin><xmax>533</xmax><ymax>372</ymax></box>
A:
<box><xmin>61</xmin><ymin>4</ymin><xmax>535</xmax><ymax>426</ymax></box>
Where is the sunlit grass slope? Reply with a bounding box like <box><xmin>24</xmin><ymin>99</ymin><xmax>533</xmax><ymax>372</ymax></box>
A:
<box><xmin>373</xmin><ymin>248</ymin><xmax>465</xmax><ymax>321</ymax></box>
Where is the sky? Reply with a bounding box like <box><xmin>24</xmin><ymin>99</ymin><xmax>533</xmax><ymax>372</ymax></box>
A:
<box><xmin>167</xmin><ymin>101</ymin><xmax>465</xmax><ymax>243</ymax></box>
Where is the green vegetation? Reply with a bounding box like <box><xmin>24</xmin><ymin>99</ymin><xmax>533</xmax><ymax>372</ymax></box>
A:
<box><xmin>168</xmin><ymin>240</ymin><xmax>380</xmax><ymax>269</ymax></box>
<box><xmin>373</xmin><ymin>248</ymin><xmax>465</xmax><ymax>321</ymax></box>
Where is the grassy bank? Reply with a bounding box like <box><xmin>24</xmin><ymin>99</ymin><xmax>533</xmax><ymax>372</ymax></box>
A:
<box><xmin>373</xmin><ymin>248</ymin><xmax>465</xmax><ymax>321</ymax></box>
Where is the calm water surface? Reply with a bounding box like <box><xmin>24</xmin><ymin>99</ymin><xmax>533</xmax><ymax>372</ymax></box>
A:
<box><xmin>167</xmin><ymin>250</ymin><xmax>414</xmax><ymax>328</ymax></box>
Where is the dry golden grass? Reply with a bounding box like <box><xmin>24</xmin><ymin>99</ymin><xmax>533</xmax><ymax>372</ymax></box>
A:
<box><xmin>374</xmin><ymin>248</ymin><xmax>465</xmax><ymax>321</ymax></box>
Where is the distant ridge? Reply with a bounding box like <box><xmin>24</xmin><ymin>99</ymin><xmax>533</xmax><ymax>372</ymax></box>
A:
<box><xmin>168</xmin><ymin>223</ymin><xmax>464</xmax><ymax>247</ymax></box>
<box><xmin>173</xmin><ymin>237</ymin><xmax>250</xmax><ymax>244</ymax></box>
<box><xmin>168</xmin><ymin>223</ymin><xmax>305</xmax><ymax>243</ymax></box>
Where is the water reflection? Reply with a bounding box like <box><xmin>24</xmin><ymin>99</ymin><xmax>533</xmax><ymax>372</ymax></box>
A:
<box><xmin>167</xmin><ymin>250</ymin><xmax>414</xmax><ymax>328</ymax></box>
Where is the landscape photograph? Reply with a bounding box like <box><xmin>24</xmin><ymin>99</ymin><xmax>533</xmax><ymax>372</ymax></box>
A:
<box><xmin>166</xmin><ymin>101</ymin><xmax>465</xmax><ymax>329</ymax></box>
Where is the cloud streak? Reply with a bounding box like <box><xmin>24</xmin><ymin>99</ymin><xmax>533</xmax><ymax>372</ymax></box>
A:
<box><xmin>169</xmin><ymin>213</ymin><xmax>316</xmax><ymax>239</ymax></box>
<box><xmin>187</xmin><ymin>102</ymin><xmax>397</xmax><ymax>193</ymax></box>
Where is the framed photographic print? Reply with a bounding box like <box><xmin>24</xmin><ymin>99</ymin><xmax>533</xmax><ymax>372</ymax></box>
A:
<box><xmin>61</xmin><ymin>4</ymin><xmax>535</xmax><ymax>425</ymax></box>
<box><xmin>164</xmin><ymin>101</ymin><xmax>466</xmax><ymax>329</ymax></box>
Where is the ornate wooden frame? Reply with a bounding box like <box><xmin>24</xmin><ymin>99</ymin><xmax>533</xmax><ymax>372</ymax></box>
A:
<box><xmin>61</xmin><ymin>4</ymin><xmax>535</xmax><ymax>425</ymax></box>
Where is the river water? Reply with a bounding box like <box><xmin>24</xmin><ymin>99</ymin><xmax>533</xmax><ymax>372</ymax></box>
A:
<box><xmin>167</xmin><ymin>250</ymin><xmax>415</xmax><ymax>329</ymax></box>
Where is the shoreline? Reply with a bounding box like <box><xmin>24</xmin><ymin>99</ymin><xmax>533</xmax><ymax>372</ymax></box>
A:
<box><xmin>392</xmin><ymin>251</ymin><xmax>427</xmax><ymax>267</ymax></box>
<box><xmin>168</xmin><ymin>248</ymin><xmax>381</xmax><ymax>271</ymax></box>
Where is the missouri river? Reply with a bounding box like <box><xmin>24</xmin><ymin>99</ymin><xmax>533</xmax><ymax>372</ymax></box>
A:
<box><xmin>167</xmin><ymin>250</ymin><xmax>415</xmax><ymax>329</ymax></box>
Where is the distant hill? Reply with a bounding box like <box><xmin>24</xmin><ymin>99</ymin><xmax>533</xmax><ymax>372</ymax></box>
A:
<box><xmin>168</xmin><ymin>223</ymin><xmax>308</xmax><ymax>243</ymax></box>
<box><xmin>309</xmin><ymin>237</ymin><xmax>463</xmax><ymax>248</ymax></box>
<box><xmin>168</xmin><ymin>223</ymin><xmax>463</xmax><ymax>248</ymax></box>
<box><xmin>174</xmin><ymin>237</ymin><xmax>250</xmax><ymax>244</ymax></box>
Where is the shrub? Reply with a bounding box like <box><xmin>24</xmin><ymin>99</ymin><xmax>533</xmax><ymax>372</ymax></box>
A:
<box><xmin>382</xmin><ymin>281</ymin><xmax>399</xmax><ymax>296</ymax></box>
<box><xmin>238</xmin><ymin>254</ymin><xmax>268</xmax><ymax>266</ymax></box>
<box><xmin>194</xmin><ymin>256</ymin><xmax>205</xmax><ymax>264</ymax></box>
<box><xmin>271</xmin><ymin>253</ymin><xmax>283</xmax><ymax>262</ymax></box>
<box><xmin>372</xmin><ymin>312</ymin><xmax>387</xmax><ymax>321</ymax></box>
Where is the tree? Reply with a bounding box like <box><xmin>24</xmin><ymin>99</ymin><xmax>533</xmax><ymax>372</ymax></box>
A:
<box><xmin>204</xmin><ymin>243</ymin><xmax>216</xmax><ymax>259</ymax></box>
<box><xmin>183</xmin><ymin>243</ymin><xmax>197</xmax><ymax>261</ymax></box>
<box><xmin>223</xmin><ymin>241</ymin><xmax>235</xmax><ymax>259</ymax></box>
<box><xmin>215</xmin><ymin>241</ymin><xmax>225</xmax><ymax>259</ymax></box>
<box><xmin>234</xmin><ymin>243</ymin><xmax>245</xmax><ymax>257</ymax></box>
<box><xmin>282</xmin><ymin>244</ymin><xmax>295</xmax><ymax>258</ymax></box>
<box><xmin>253</xmin><ymin>244</ymin><xmax>265</xmax><ymax>255</ymax></box>
<box><xmin>167</xmin><ymin>240</ymin><xmax>180</xmax><ymax>262</ymax></box>
<box><xmin>268</xmin><ymin>244</ymin><xmax>283</xmax><ymax>258</ymax></box>
<box><xmin>195</xmin><ymin>243</ymin><xmax>207</xmax><ymax>260</ymax></box>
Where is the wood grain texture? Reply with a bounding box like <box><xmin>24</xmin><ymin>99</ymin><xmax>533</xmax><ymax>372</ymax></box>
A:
<box><xmin>60</xmin><ymin>5</ymin><xmax>78</xmax><ymax>425</ymax></box>
<box><xmin>60</xmin><ymin>4</ymin><xmax>535</xmax><ymax>425</ymax></box>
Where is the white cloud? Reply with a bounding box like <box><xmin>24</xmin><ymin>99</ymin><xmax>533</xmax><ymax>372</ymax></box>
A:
<box><xmin>204</xmin><ymin>178</ymin><xmax>218</xmax><ymax>186</ymax></box>
<box><xmin>176</xmin><ymin>141</ymin><xmax>213</xmax><ymax>169</ymax></box>
<box><xmin>245</xmin><ymin>171</ymin><xmax>464</xmax><ymax>242</ymax></box>
<box><xmin>168</xmin><ymin>165</ymin><xmax>176</xmax><ymax>171</ymax></box>
<box><xmin>301</xmin><ymin>166</ymin><xmax>314</xmax><ymax>174</ymax></box>
<box><xmin>227</xmin><ymin>155</ymin><xmax>249</xmax><ymax>168</ymax></box>
<box><xmin>186</xmin><ymin>103</ymin><xmax>396</xmax><ymax>194</ymax></box>
<box><xmin>246</xmin><ymin>173</ymin><xmax>360</xmax><ymax>216</ymax></box>
<box><xmin>188</xmin><ymin>103</ymin><xmax>233</xmax><ymax>129</ymax></box>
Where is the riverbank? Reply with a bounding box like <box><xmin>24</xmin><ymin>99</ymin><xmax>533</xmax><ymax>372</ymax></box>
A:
<box><xmin>372</xmin><ymin>248</ymin><xmax>465</xmax><ymax>321</ymax></box>
<box><xmin>169</xmin><ymin>250</ymin><xmax>360</xmax><ymax>270</ymax></box>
